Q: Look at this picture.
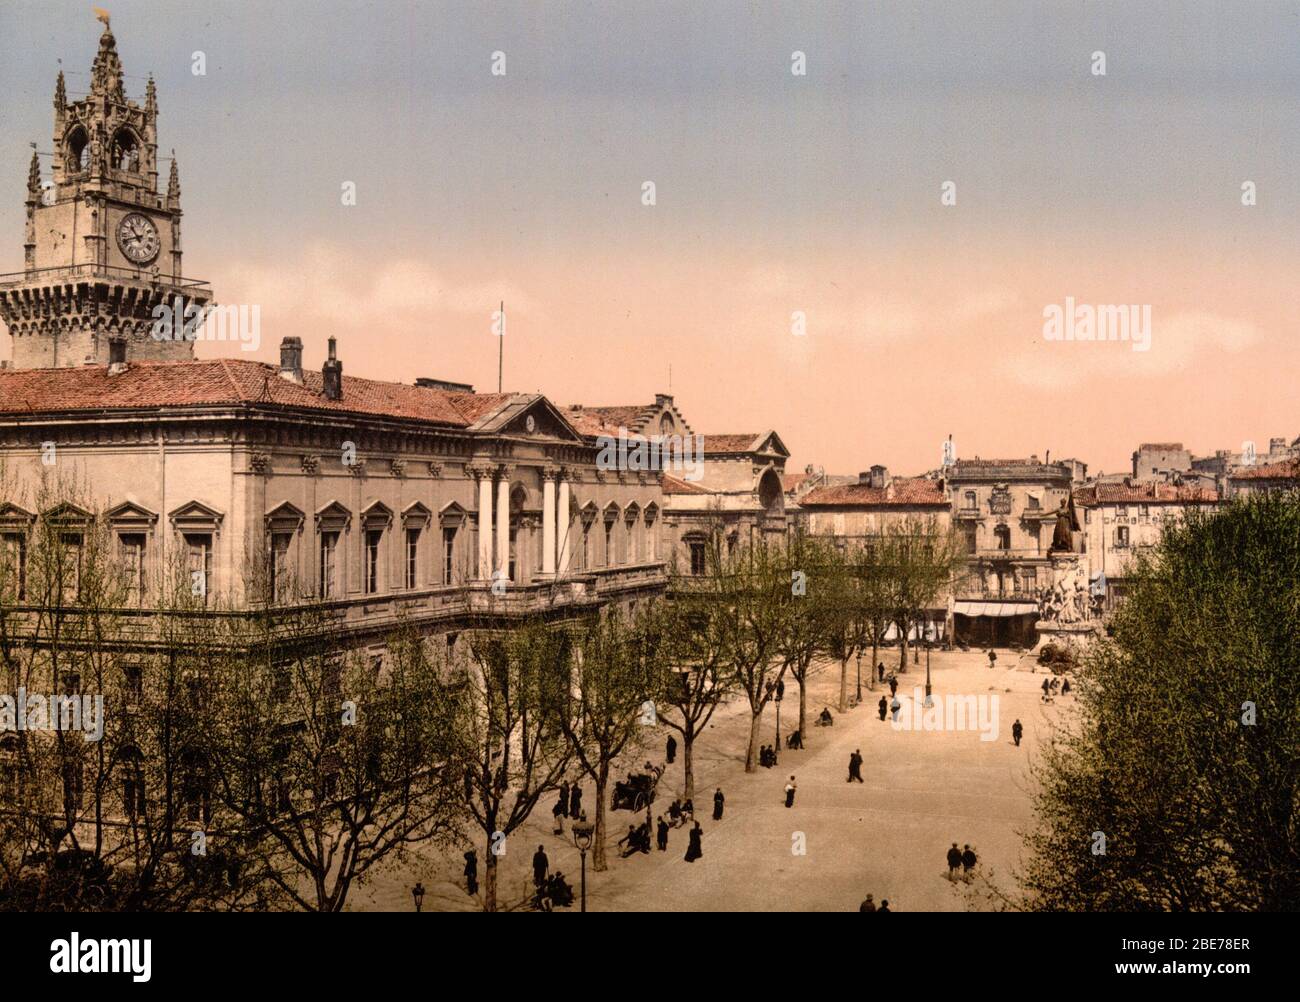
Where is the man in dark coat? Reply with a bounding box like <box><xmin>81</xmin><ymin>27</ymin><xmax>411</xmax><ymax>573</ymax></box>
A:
<box><xmin>1012</xmin><ymin>719</ymin><xmax>1023</xmax><ymax>747</ymax></box>
<box><xmin>684</xmin><ymin>821</ymin><xmax>703</xmax><ymax>862</ymax></box>
<box><xmin>712</xmin><ymin>788</ymin><xmax>724</xmax><ymax>820</ymax></box>
<box><xmin>464</xmin><ymin>849</ymin><xmax>478</xmax><ymax>896</ymax></box>
<box><xmin>848</xmin><ymin>750</ymin><xmax>864</xmax><ymax>782</ymax></box>
<box><xmin>656</xmin><ymin>816</ymin><xmax>669</xmax><ymax>851</ymax></box>
<box><xmin>557</xmin><ymin>781</ymin><xmax>570</xmax><ymax>818</ymax></box>
<box><xmin>569</xmin><ymin>783</ymin><xmax>582</xmax><ymax>818</ymax></box>
<box><xmin>961</xmin><ymin>844</ymin><xmax>977</xmax><ymax>881</ymax></box>
<box><xmin>532</xmin><ymin>845</ymin><xmax>549</xmax><ymax>888</ymax></box>
<box><xmin>877</xmin><ymin>662</ymin><xmax>886</xmax><ymax>683</ymax></box>
<box><xmin>784</xmin><ymin>776</ymin><xmax>797</xmax><ymax>808</ymax></box>
<box><xmin>878</xmin><ymin>695</ymin><xmax>888</xmax><ymax>721</ymax></box>
<box><xmin>946</xmin><ymin>842</ymin><xmax>962</xmax><ymax>881</ymax></box>
<box><xmin>878</xmin><ymin>899</ymin><xmax>892</xmax><ymax>912</ymax></box>
<box><xmin>889</xmin><ymin>676</ymin><xmax>898</xmax><ymax>696</ymax></box>
<box><xmin>859</xmin><ymin>894</ymin><xmax>876</xmax><ymax>912</ymax></box>
<box><xmin>666</xmin><ymin>734</ymin><xmax>677</xmax><ymax>764</ymax></box>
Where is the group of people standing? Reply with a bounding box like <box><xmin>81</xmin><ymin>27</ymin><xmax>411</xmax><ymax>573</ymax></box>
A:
<box><xmin>946</xmin><ymin>842</ymin><xmax>979</xmax><ymax>882</ymax></box>
<box><xmin>551</xmin><ymin>780</ymin><xmax>584</xmax><ymax>834</ymax></box>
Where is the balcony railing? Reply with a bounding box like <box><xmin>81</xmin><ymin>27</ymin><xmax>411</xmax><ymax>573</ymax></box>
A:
<box><xmin>0</xmin><ymin>263</ymin><xmax>211</xmax><ymax>292</ymax></box>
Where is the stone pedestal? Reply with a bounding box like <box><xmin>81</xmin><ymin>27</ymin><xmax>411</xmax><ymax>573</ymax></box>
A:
<box><xmin>1032</xmin><ymin>551</ymin><xmax>1101</xmax><ymax>652</ymax></box>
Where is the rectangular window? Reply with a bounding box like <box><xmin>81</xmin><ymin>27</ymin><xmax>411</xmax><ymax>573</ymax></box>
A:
<box><xmin>442</xmin><ymin>526</ymin><xmax>457</xmax><ymax>584</ymax></box>
<box><xmin>689</xmin><ymin>540</ymin><xmax>706</xmax><ymax>576</ymax></box>
<box><xmin>122</xmin><ymin>664</ymin><xmax>144</xmax><ymax>704</ymax></box>
<box><xmin>60</xmin><ymin>531</ymin><xmax>84</xmax><ymax>601</ymax></box>
<box><xmin>580</xmin><ymin>522</ymin><xmax>592</xmax><ymax>570</ymax></box>
<box><xmin>645</xmin><ymin>522</ymin><xmax>655</xmax><ymax>561</ymax></box>
<box><xmin>405</xmin><ymin>527</ymin><xmax>420</xmax><ymax>589</ymax></box>
<box><xmin>508</xmin><ymin>527</ymin><xmax>518</xmax><ymax>582</ymax></box>
<box><xmin>365</xmin><ymin>529</ymin><xmax>383</xmax><ymax>594</ymax></box>
<box><xmin>604</xmin><ymin>521</ymin><xmax>615</xmax><ymax>566</ymax></box>
<box><xmin>268</xmin><ymin>532</ymin><xmax>292</xmax><ymax>603</ymax></box>
<box><xmin>1115</xmin><ymin>526</ymin><xmax>1130</xmax><ymax>548</ymax></box>
<box><xmin>123</xmin><ymin>774</ymin><xmax>145</xmax><ymax>817</ymax></box>
<box><xmin>1</xmin><ymin>532</ymin><xmax>26</xmax><ymax>601</ymax></box>
<box><xmin>183</xmin><ymin>532</ymin><xmax>212</xmax><ymax>606</ymax></box>
<box><xmin>319</xmin><ymin>531</ymin><xmax>339</xmax><ymax>598</ymax></box>
<box><xmin>118</xmin><ymin>532</ymin><xmax>147</xmax><ymax>605</ymax></box>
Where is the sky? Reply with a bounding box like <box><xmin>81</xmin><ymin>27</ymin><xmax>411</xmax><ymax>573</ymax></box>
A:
<box><xmin>1</xmin><ymin>0</ymin><xmax>1298</xmax><ymax>476</ymax></box>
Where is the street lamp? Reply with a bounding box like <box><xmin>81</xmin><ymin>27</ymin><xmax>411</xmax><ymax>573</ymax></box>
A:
<box><xmin>770</xmin><ymin>678</ymin><xmax>785</xmax><ymax>761</ymax></box>
<box><xmin>411</xmin><ymin>881</ymin><xmax>425</xmax><ymax>913</ymax></box>
<box><xmin>571</xmin><ymin>814</ymin><xmax>594</xmax><ymax>913</ymax></box>
<box><xmin>923</xmin><ymin>619</ymin><xmax>936</xmax><ymax>707</ymax></box>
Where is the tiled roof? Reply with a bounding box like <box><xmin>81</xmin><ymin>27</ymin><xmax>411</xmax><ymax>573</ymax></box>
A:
<box><xmin>782</xmin><ymin>472</ymin><xmax>811</xmax><ymax>493</ymax></box>
<box><xmin>1074</xmin><ymin>482</ymin><xmax>1220</xmax><ymax>505</ymax></box>
<box><xmin>1229</xmin><ymin>459</ymin><xmax>1300</xmax><ymax>481</ymax></box>
<box><xmin>1136</xmin><ymin>442</ymin><xmax>1185</xmax><ymax>452</ymax></box>
<box><xmin>661</xmin><ymin>474</ymin><xmax>712</xmax><ymax>495</ymax></box>
<box><xmin>799</xmin><ymin>476</ymin><xmax>947</xmax><ymax>507</ymax></box>
<box><xmin>0</xmin><ymin>359</ymin><xmax>511</xmax><ymax>428</ymax></box>
<box><xmin>701</xmin><ymin>433</ymin><xmax>759</xmax><ymax>453</ymax></box>
<box><xmin>564</xmin><ymin>406</ymin><xmax>636</xmax><ymax>439</ymax></box>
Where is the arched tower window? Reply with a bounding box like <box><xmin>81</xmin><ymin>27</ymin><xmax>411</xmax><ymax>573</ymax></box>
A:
<box><xmin>65</xmin><ymin>127</ymin><xmax>90</xmax><ymax>173</ymax></box>
<box><xmin>112</xmin><ymin>128</ymin><xmax>140</xmax><ymax>171</ymax></box>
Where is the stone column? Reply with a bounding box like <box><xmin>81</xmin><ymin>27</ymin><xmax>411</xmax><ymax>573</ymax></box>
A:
<box><xmin>496</xmin><ymin>464</ymin><xmax>513</xmax><ymax>579</ymax></box>
<box><xmin>473</xmin><ymin>463</ymin><xmax>493</xmax><ymax>580</ymax></box>
<box><xmin>557</xmin><ymin>469</ymin><xmax>572</xmax><ymax>576</ymax></box>
<box><xmin>542</xmin><ymin>465</ymin><xmax>558</xmax><ymax>575</ymax></box>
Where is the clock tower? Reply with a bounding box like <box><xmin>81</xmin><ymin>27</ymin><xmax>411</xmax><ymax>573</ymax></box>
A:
<box><xmin>0</xmin><ymin>18</ymin><xmax>210</xmax><ymax>369</ymax></box>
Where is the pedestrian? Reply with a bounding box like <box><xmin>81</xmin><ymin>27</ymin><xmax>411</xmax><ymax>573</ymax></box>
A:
<box><xmin>889</xmin><ymin>676</ymin><xmax>898</xmax><ymax>697</ymax></box>
<box><xmin>684</xmin><ymin>821</ymin><xmax>703</xmax><ymax>862</ymax></box>
<box><xmin>1012</xmin><ymin>718</ymin><xmax>1023</xmax><ymax>747</ymax></box>
<box><xmin>463</xmin><ymin>849</ymin><xmax>478</xmax><ymax>897</ymax></box>
<box><xmin>666</xmin><ymin>734</ymin><xmax>677</xmax><ymax>764</ymax></box>
<box><xmin>890</xmin><ymin>695</ymin><xmax>901</xmax><ymax>722</ymax></box>
<box><xmin>848</xmin><ymin>749</ymin><xmax>864</xmax><ymax>783</ymax></box>
<box><xmin>558</xmin><ymin>780</ymin><xmax>570</xmax><ymax>818</ymax></box>
<box><xmin>877</xmin><ymin>662</ymin><xmax>885</xmax><ymax>684</ymax></box>
<box><xmin>532</xmin><ymin>844</ymin><xmax>549</xmax><ymax>888</ymax></box>
<box><xmin>946</xmin><ymin>842</ymin><xmax>962</xmax><ymax>881</ymax></box>
<box><xmin>859</xmin><ymin>893</ymin><xmax>876</xmax><ymax>912</ymax></box>
<box><xmin>551</xmin><ymin>794</ymin><xmax>565</xmax><ymax>835</ymax></box>
<box><xmin>1061</xmin><ymin>677</ymin><xmax>1071</xmax><ymax>696</ymax></box>
<box><xmin>987</xmin><ymin>649</ymin><xmax>997</xmax><ymax>669</ymax></box>
<box><xmin>961</xmin><ymin>844</ymin><xmax>977</xmax><ymax>881</ymax></box>
<box><xmin>878</xmin><ymin>695</ymin><xmax>888</xmax><ymax>722</ymax></box>
<box><xmin>656</xmin><ymin>815</ymin><xmax>669</xmax><ymax>851</ymax></box>
<box><xmin>713</xmin><ymin>787</ymin><xmax>725</xmax><ymax>821</ymax></box>
<box><xmin>878</xmin><ymin>899</ymin><xmax>891</xmax><ymax>912</ymax></box>
<box><xmin>784</xmin><ymin>776</ymin><xmax>797</xmax><ymax>808</ymax></box>
<box><xmin>569</xmin><ymin>782</ymin><xmax>582</xmax><ymax>819</ymax></box>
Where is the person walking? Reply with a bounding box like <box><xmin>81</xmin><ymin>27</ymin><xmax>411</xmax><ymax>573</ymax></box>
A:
<box><xmin>987</xmin><ymin>649</ymin><xmax>997</xmax><ymax>669</ymax></box>
<box><xmin>532</xmin><ymin>845</ymin><xmax>549</xmax><ymax>888</ymax></box>
<box><xmin>946</xmin><ymin>842</ymin><xmax>962</xmax><ymax>881</ymax></box>
<box><xmin>569</xmin><ymin>782</ymin><xmax>582</xmax><ymax>819</ymax></box>
<box><xmin>877</xmin><ymin>662</ymin><xmax>886</xmax><ymax>684</ymax></box>
<box><xmin>1012</xmin><ymin>718</ymin><xmax>1023</xmax><ymax>747</ymax></box>
<box><xmin>878</xmin><ymin>695</ymin><xmax>888</xmax><ymax>722</ymax></box>
<box><xmin>656</xmin><ymin>815</ymin><xmax>669</xmax><ymax>851</ymax></box>
<box><xmin>961</xmin><ymin>844</ymin><xmax>977</xmax><ymax>881</ymax></box>
<box><xmin>551</xmin><ymin>794</ymin><xmax>565</xmax><ymax>835</ymax></box>
<box><xmin>557</xmin><ymin>780</ymin><xmax>570</xmax><ymax>818</ymax></box>
<box><xmin>859</xmin><ymin>893</ymin><xmax>876</xmax><ymax>912</ymax></box>
<box><xmin>463</xmin><ymin>849</ymin><xmax>478</xmax><ymax>897</ymax></box>
<box><xmin>1061</xmin><ymin>677</ymin><xmax>1071</xmax><ymax>696</ymax></box>
<box><xmin>890</xmin><ymin>695</ymin><xmax>901</xmax><ymax>722</ymax></box>
<box><xmin>848</xmin><ymin>750</ymin><xmax>864</xmax><ymax>783</ymax></box>
<box><xmin>666</xmin><ymin>734</ymin><xmax>677</xmax><ymax>765</ymax></box>
<box><xmin>878</xmin><ymin>899</ymin><xmax>892</xmax><ymax>913</ymax></box>
<box><xmin>684</xmin><ymin>821</ymin><xmax>703</xmax><ymax>862</ymax></box>
<box><xmin>889</xmin><ymin>676</ymin><xmax>898</xmax><ymax>697</ymax></box>
<box><xmin>784</xmin><ymin>776</ymin><xmax>797</xmax><ymax>808</ymax></box>
<box><xmin>712</xmin><ymin>788</ymin><xmax>725</xmax><ymax>821</ymax></box>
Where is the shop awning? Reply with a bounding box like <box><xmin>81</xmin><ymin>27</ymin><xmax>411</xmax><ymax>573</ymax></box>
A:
<box><xmin>953</xmin><ymin>600</ymin><xmax>1038</xmax><ymax>618</ymax></box>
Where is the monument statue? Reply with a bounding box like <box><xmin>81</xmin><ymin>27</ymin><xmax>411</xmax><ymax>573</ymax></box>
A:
<box><xmin>1049</xmin><ymin>499</ymin><xmax>1074</xmax><ymax>553</ymax></box>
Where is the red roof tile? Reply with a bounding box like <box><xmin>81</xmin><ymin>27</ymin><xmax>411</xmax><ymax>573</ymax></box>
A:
<box><xmin>1074</xmin><ymin>482</ymin><xmax>1220</xmax><ymax>505</ymax></box>
<box><xmin>0</xmin><ymin>359</ymin><xmax>507</xmax><ymax>428</ymax></box>
<box><xmin>700</xmin><ymin>434</ymin><xmax>759</xmax><ymax>453</ymax></box>
<box><xmin>799</xmin><ymin>477</ymin><xmax>947</xmax><ymax>507</ymax></box>
<box><xmin>1229</xmin><ymin>459</ymin><xmax>1300</xmax><ymax>481</ymax></box>
<box><xmin>661</xmin><ymin>474</ymin><xmax>712</xmax><ymax>495</ymax></box>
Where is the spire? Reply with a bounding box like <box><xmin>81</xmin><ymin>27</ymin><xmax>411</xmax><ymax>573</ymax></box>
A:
<box><xmin>27</xmin><ymin>150</ymin><xmax>41</xmax><ymax>200</ymax></box>
<box><xmin>167</xmin><ymin>152</ymin><xmax>180</xmax><ymax>206</ymax></box>
<box><xmin>54</xmin><ymin>70</ymin><xmax>67</xmax><ymax>113</ymax></box>
<box><xmin>145</xmin><ymin>74</ymin><xmax>157</xmax><ymax>114</ymax></box>
<box><xmin>90</xmin><ymin>22</ymin><xmax>125</xmax><ymax>100</ymax></box>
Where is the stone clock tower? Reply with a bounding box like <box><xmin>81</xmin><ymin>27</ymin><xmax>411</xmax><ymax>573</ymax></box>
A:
<box><xmin>0</xmin><ymin>19</ymin><xmax>211</xmax><ymax>369</ymax></box>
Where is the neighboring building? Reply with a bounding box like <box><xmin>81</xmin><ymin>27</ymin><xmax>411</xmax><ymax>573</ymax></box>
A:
<box><xmin>797</xmin><ymin>466</ymin><xmax>953</xmax><ymax>639</ymax></box>
<box><xmin>1074</xmin><ymin>480</ymin><xmax>1221</xmax><ymax>609</ymax></box>
<box><xmin>946</xmin><ymin>457</ymin><xmax>1075</xmax><ymax>646</ymax></box>
<box><xmin>1226</xmin><ymin>459</ymin><xmax>1300</xmax><ymax>499</ymax></box>
<box><xmin>1131</xmin><ymin>442</ymin><xmax>1191</xmax><ymax>480</ymax></box>
<box><xmin>565</xmin><ymin>395</ymin><xmax>791</xmax><ymax>574</ymax></box>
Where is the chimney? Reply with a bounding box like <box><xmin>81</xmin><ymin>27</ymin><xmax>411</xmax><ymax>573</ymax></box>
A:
<box><xmin>279</xmin><ymin>336</ymin><xmax>303</xmax><ymax>384</ymax></box>
<box><xmin>322</xmin><ymin>337</ymin><xmax>343</xmax><ymax>401</ymax></box>
<box><xmin>107</xmin><ymin>338</ymin><xmax>128</xmax><ymax>375</ymax></box>
<box><xmin>860</xmin><ymin>465</ymin><xmax>888</xmax><ymax>489</ymax></box>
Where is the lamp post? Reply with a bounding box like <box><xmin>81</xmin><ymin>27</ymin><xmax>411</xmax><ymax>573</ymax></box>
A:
<box><xmin>923</xmin><ymin>619</ymin><xmax>935</xmax><ymax>707</ymax></box>
<box><xmin>411</xmin><ymin>881</ymin><xmax>425</xmax><ymax>913</ymax></box>
<box><xmin>773</xmin><ymin>678</ymin><xmax>785</xmax><ymax>760</ymax></box>
<box><xmin>571</xmin><ymin>815</ymin><xmax>594</xmax><ymax>913</ymax></box>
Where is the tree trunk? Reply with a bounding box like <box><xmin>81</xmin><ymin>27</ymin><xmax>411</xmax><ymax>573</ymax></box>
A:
<box><xmin>855</xmin><ymin>651</ymin><xmax>862</xmax><ymax>701</ymax></box>
<box><xmin>683</xmin><ymin>730</ymin><xmax>696</xmax><ymax>801</ymax></box>
<box><xmin>483</xmin><ymin>836</ymin><xmax>498</xmax><ymax>913</ymax></box>
<box><xmin>798</xmin><ymin>671</ymin><xmax>808</xmax><ymax>737</ymax></box>
<box><xmin>593</xmin><ymin>762</ymin><xmax>609</xmax><ymax>872</ymax></box>
<box><xmin>745</xmin><ymin>709</ymin><xmax>763</xmax><ymax>772</ymax></box>
<box><xmin>899</xmin><ymin>629</ymin><xmax>909</xmax><ymax>672</ymax></box>
<box><xmin>838</xmin><ymin>656</ymin><xmax>849</xmax><ymax>712</ymax></box>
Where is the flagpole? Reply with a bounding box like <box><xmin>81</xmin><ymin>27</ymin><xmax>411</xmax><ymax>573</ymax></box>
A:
<box><xmin>498</xmin><ymin>299</ymin><xmax>503</xmax><ymax>394</ymax></box>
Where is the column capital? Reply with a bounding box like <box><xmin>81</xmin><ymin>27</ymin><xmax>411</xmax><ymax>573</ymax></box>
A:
<box><xmin>467</xmin><ymin>460</ymin><xmax>495</xmax><ymax>481</ymax></box>
<box><xmin>496</xmin><ymin>462</ymin><xmax>516</xmax><ymax>481</ymax></box>
<box><xmin>542</xmin><ymin>463</ymin><xmax>561</xmax><ymax>482</ymax></box>
<box><xmin>556</xmin><ymin>464</ymin><xmax>575</xmax><ymax>483</ymax></box>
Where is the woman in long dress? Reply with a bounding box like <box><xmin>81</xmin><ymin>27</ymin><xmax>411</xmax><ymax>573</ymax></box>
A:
<box><xmin>684</xmin><ymin>822</ymin><xmax>703</xmax><ymax>862</ymax></box>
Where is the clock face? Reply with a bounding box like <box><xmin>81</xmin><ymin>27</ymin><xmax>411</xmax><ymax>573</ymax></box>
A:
<box><xmin>116</xmin><ymin>213</ymin><xmax>160</xmax><ymax>264</ymax></box>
